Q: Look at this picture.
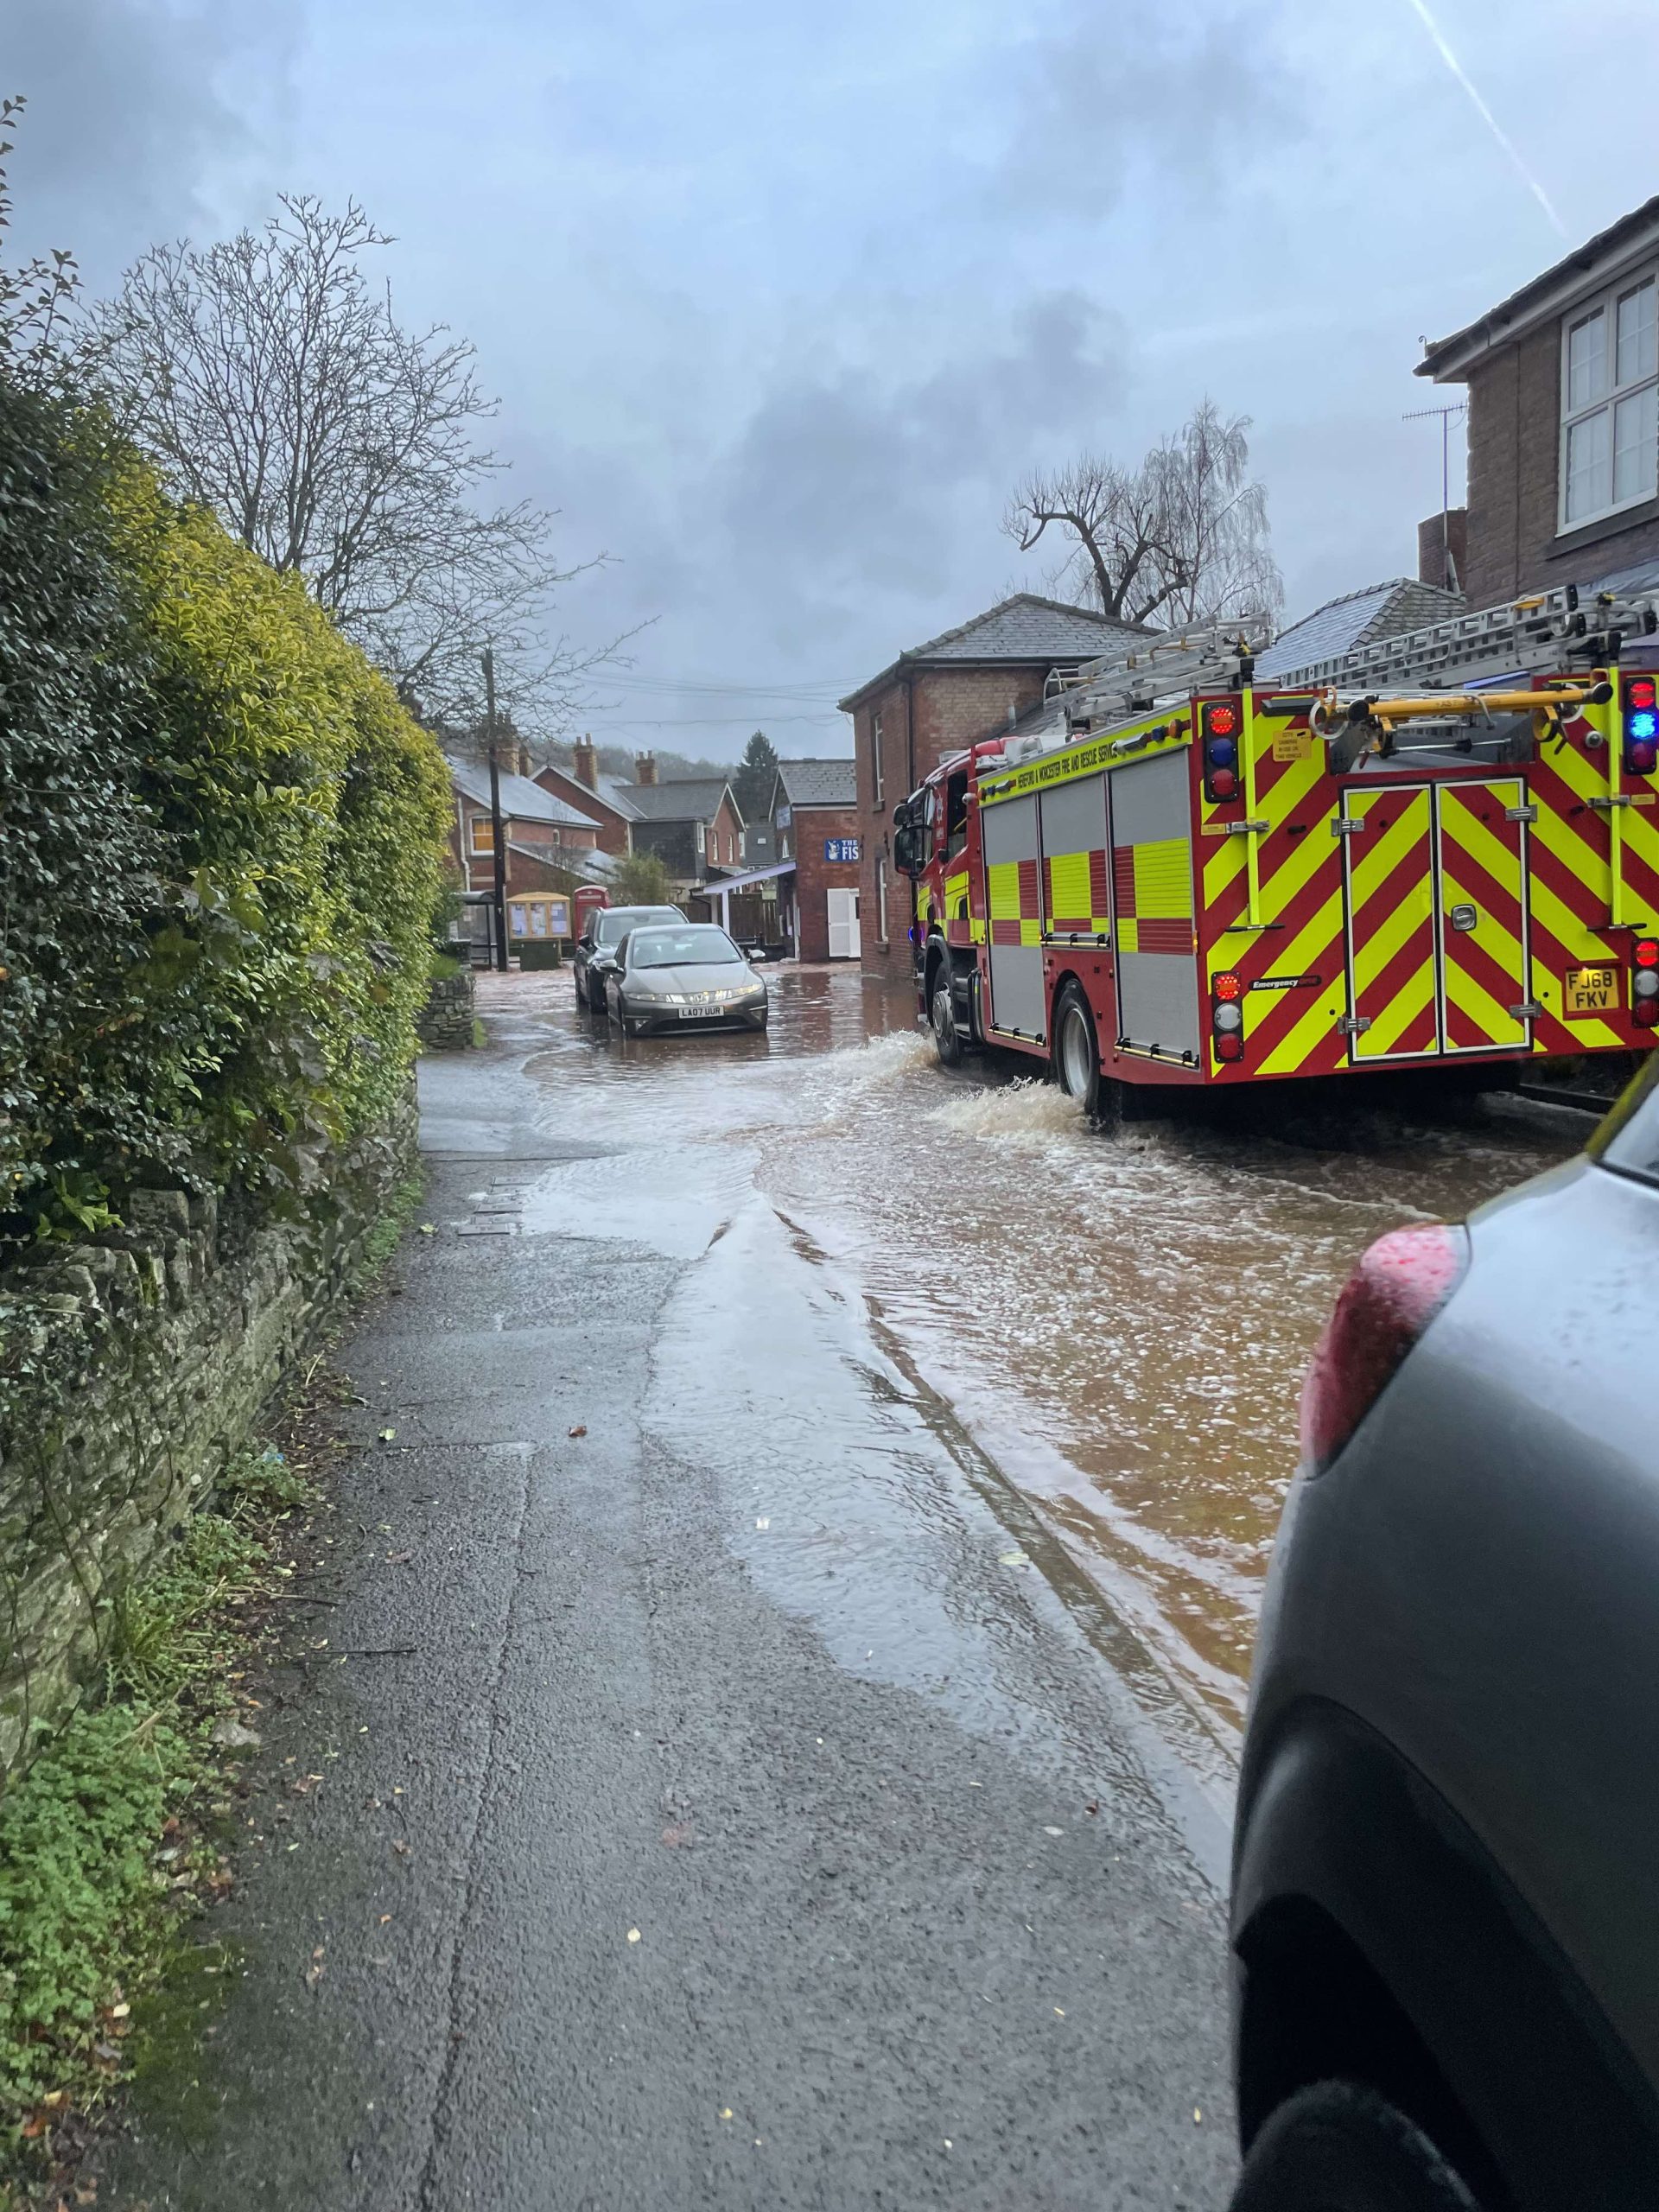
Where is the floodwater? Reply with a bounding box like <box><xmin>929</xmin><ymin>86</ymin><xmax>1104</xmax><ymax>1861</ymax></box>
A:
<box><xmin>493</xmin><ymin>963</ymin><xmax>1583</xmax><ymax>1769</ymax></box>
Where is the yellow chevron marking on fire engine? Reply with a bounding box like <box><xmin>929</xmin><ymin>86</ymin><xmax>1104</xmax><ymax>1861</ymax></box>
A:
<box><xmin>1352</xmin><ymin>875</ymin><xmax>1428</xmax><ymax>995</ymax></box>
<box><xmin>1046</xmin><ymin>850</ymin><xmax>1091</xmax><ymax>921</ymax></box>
<box><xmin>1201</xmin><ymin>749</ymin><xmax>1325</xmax><ymax>912</ymax></box>
<box><xmin>1253</xmin><ymin>893</ymin><xmax>1348</xmax><ymax>1074</ymax></box>
<box><xmin>1203</xmin><ymin>835</ymin><xmax>1248</xmax><ymax>911</ymax></box>
<box><xmin>1526</xmin><ymin>865</ymin><xmax>1613</xmax><ymax>967</ymax></box>
<box><xmin>1530</xmin><ymin>804</ymin><xmax>1610</xmax><ymax>927</ymax></box>
<box><xmin>1546</xmin><ymin>741</ymin><xmax>1659</xmax><ymax>889</ymax></box>
<box><xmin>1364</xmin><ymin>963</ymin><xmax>1437</xmax><ymax>1057</ymax></box>
<box><xmin>1442</xmin><ymin>956</ymin><xmax>1522</xmax><ymax>1047</ymax></box>
<box><xmin>987</xmin><ymin>862</ymin><xmax>1023</xmax><ymax>921</ymax></box>
<box><xmin>1440</xmin><ymin>790</ymin><xmax>1523</xmax><ymax>900</ymax></box>
<box><xmin>1349</xmin><ymin>794</ymin><xmax>1432</xmax><ymax>912</ymax></box>
<box><xmin>1132</xmin><ymin>839</ymin><xmax>1192</xmax><ymax>918</ymax></box>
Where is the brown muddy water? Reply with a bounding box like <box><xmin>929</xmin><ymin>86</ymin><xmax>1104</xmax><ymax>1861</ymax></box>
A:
<box><xmin>498</xmin><ymin>963</ymin><xmax>1583</xmax><ymax>1763</ymax></box>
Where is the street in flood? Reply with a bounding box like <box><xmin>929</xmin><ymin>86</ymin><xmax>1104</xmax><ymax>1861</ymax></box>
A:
<box><xmin>505</xmin><ymin>963</ymin><xmax>1580</xmax><ymax>1753</ymax></box>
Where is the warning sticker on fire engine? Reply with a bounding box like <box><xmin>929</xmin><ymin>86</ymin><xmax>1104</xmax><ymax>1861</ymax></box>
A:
<box><xmin>1564</xmin><ymin>966</ymin><xmax>1618</xmax><ymax>1016</ymax></box>
<box><xmin>1271</xmin><ymin>728</ymin><xmax>1312</xmax><ymax>764</ymax></box>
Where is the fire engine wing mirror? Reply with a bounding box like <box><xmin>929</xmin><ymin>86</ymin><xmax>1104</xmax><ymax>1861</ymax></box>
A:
<box><xmin>892</xmin><ymin>800</ymin><xmax>912</xmax><ymax>828</ymax></box>
<box><xmin>893</xmin><ymin>825</ymin><xmax>920</xmax><ymax>875</ymax></box>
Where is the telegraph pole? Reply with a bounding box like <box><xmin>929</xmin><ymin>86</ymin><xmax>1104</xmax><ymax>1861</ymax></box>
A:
<box><xmin>483</xmin><ymin>645</ymin><xmax>508</xmax><ymax>972</ymax></box>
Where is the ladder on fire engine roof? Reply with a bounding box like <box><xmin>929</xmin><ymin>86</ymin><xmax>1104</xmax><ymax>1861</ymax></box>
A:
<box><xmin>1268</xmin><ymin>581</ymin><xmax>1659</xmax><ymax>696</ymax></box>
<box><xmin>1046</xmin><ymin>620</ymin><xmax>1269</xmax><ymax>721</ymax></box>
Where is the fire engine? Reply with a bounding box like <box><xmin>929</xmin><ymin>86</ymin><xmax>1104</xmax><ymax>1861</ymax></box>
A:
<box><xmin>892</xmin><ymin>584</ymin><xmax>1659</xmax><ymax>1115</ymax></box>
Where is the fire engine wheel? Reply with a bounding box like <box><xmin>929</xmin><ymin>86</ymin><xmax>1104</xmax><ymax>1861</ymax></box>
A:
<box><xmin>1053</xmin><ymin>983</ymin><xmax>1105</xmax><ymax>1121</ymax></box>
<box><xmin>931</xmin><ymin>982</ymin><xmax>965</xmax><ymax>1067</ymax></box>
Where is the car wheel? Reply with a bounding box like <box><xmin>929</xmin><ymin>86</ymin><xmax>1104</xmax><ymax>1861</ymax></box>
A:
<box><xmin>931</xmin><ymin>980</ymin><xmax>964</xmax><ymax>1066</ymax></box>
<box><xmin>1230</xmin><ymin>2082</ymin><xmax>1484</xmax><ymax>2212</ymax></box>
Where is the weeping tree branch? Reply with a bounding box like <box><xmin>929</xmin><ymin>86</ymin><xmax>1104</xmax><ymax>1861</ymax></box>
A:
<box><xmin>1003</xmin><ymin>399</ymin><xmax>1283</xmax><ymax>632</ymax></box>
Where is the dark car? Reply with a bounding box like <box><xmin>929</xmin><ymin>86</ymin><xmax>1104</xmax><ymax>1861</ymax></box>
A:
<box><xmin>603</xmin><ymin>923</ymin><xmax>768</xmax><ymax>1038</ymax></box>
<box><xmin>1227</xmin><ymin>1048</ymin><xmax>1659</xmax><ymax>2210</ymax></box>
<box><xmin>573</xmin><ymin>904</ymin><xmax>683</xmax><ymax>1011</ymax></box>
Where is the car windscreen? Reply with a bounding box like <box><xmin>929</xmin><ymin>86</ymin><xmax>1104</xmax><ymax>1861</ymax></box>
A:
<box><xmin>596</xmin><ymin>907</ymin><xmax>675</xmax><ymax>944</ymax></box>
<box><xmin>628</xmin><ymin>927</ymin><xmax>743</xmax><ymax>969</ymax></box>
<box><xmin>1592</xmin><ymin>1051</ymin><xmax>1659</xmax><ymax>1186</ymax></box>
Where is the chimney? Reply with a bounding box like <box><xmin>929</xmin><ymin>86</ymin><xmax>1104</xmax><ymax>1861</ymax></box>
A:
<box><xmin>634</xmin><ymin>751</ymin><xmax>658</xmax><ymax>786</ymax></box>
<box><xmin>1417</xmin><ymin>505</ymin><xmax>1467</xmax><ymax>594</ymax></box>
<box><xmin>573</xmin><ymin>735</ymin><xmax>599</xmax><ymax>791</ymax></box>
<box><xmin>517</xmin><ymin>741</ymin><xmax>532</xmax><ymax>778</ymax></box>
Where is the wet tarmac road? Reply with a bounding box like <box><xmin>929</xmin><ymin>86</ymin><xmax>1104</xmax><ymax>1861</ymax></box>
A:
<box><xmin>105</xmin><ymin>963</ymin><xmax>1584</xmax><ymax>2209</ymax></box>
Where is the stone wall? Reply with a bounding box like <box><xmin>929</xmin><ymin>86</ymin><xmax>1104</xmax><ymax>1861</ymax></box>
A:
<box><xmin>418</xmin><ymin>965</ymin><xmax>476</xmax><ymax>1050</ymax></box>
<box><xmin>0</xmin><ymin>1088</ymin><xmax>418</xmax><ymax>1777</ymax></box>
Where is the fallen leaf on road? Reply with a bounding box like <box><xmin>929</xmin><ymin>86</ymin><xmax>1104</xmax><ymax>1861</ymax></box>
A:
<box><xmin>418</xmin><ymin>1224</ymin><xmax>435</xmax><ymax>1236</ymax></box>
<box><xmin>378</xmin><ymin>1914</ymin><xmax>393</xmax><ymax>1925</ymax></box>
<box><xmin>626</xmin><ymin>1927</ymin><xmax>642</xmax><ymax>1945</ymax></box>
<box><xmin>755</xmin><ymin>1517</ymin><xmax>770</xmax><ymax>1530</ymax></box>
<box><xmin>568</xmin><ymin>1424</ymin><xmax>588</xmax><ymax>1438</ymax></box>
<box><xmin>1193</xmin><ymin>2107</ymin><xmax>1203</xmax><ymax>2123</ymax></box>
<box><xmin>304</xmin><ymin>1948</ymin><xmax>325</xmax><ymax>1990</ymax></box>
<box><xmin>385</xmin><ymin>1550</ymin><xmax>412</xmax><ymax>1565</ymax></box>
<box><xmin>211</xmin><ymin>1719</ymin><xmax>260</xmax><ymax>1751</ymax></box>
<box><xmin>378</xmin><ymin>1428</ymin><xmax>397</xmax><ymax>1442</ymax></box>
<box><xmin>660</xmin><ymin>1823</ymin><xmax>693</xmax><ymax>1848</ymax></box>
<box><xmin>1084</xmin><ymin>1801</ymin><xmax>1099</xmax><ymax>1816</ymax></box>
<box><xmin>1053</xmin><ymin>2008</ymin><xmax>1065</xmax><ymax>2018</ymax></box>
<box><xmin>719</xmin><ymin>2107</ymin><xmax>733</xmax><ymax>2121</ymax></box>
<box><xmin>1043</xmin><ymin>1825</ymin><xmax>1063</xmax><ymax>1837</ymax></box>
<box><xmin>391</xmin><ymin>1840</ymin><xmax>410</xmax><ymax>1859</ymax></box>
<box><xmin>998</xmin><ymin>1549</ymin><xmax>1029</xmax><ymax>1567</ymax></box>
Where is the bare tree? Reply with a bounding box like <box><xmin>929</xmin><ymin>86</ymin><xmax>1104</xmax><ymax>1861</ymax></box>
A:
<box><xmin>1004</xmin><ymin>399</ymin><xmax>1282</xmax><ymax>632</ymax></box>
<box><xmin>91</xmin><ymin>195</ymin><xmax>618</xmax><ymax>727</ymax></box>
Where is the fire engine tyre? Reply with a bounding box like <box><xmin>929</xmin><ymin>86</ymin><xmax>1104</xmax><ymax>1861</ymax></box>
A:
<box><xmin>1053</xmin><ymin>983</ymin><xmax>1106</xmax><ymax>1122</ymax></box>
<box><xmin>1228</xmin><ymin>2082</ymin><xmax>1484</xmax><ymax>2212</ymax></box>
<box><xmin>931</xmin><ymin>983</ymin><xmax>965</xmax><ymax>1067</ymax></box>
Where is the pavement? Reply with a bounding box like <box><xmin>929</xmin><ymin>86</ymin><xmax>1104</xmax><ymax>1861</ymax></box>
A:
<box><xmin>105</xmin><ymin>976</ymin><xmax>1239</xmax><ymax>2211</ymax></box>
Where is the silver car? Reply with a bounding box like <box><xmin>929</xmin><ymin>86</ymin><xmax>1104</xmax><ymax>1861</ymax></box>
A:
<box><xmin>1228</xmin><ymin>1047</ymin><xmax>1659</xmax><ymax>2209</ymax></box>
<box><xmin>604</xmin><ymin>923</ymin><xmax>768</xmax><ymax>1038</ymax></box>
<box><xmin>573</xmin><ymin>904</ymin><xmax>683</xmax><ymax>1012</ymax></box>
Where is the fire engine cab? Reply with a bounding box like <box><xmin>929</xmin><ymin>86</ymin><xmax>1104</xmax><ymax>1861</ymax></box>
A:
<box><xmin>893</xmin><ymin>586</ymin><xmax>1659</xmax><ymax>1116</ymax></box>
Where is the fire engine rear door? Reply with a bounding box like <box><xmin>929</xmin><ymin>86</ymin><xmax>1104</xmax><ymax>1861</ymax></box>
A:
<box><xmin>982</xmin><ymin>792</ymin><xmax>1046</xmax><ymax>1041</ymax></box>
<box><xmin>1341</xmin><ymin>785</ymin><xmax>1439</xmax><ymax>1062</ymax></box>
<box><xmin>1435</xmin><ymin>778</ymin><xmax>1531</xmax><ymax>1054</ymax></box>
<box><xmin>1109</xmin><ymin>749</ymin><xmax>1200</xmax><ymax>1059</ymax></box>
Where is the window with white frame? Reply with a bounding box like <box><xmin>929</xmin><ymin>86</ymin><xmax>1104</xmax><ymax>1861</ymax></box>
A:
<box><xmin>869</xmin><ymin>708</ymin><xmax>884</xmax><ymax>806</ymax></box>
<box><xmin>1561</xmin><ymin>271</ymin><xmax>1658</xmax><ymax>530</ymax></box>
<box><xmin>875</xmin><ymin>855</ymin><xmax>889</xmax><ymax>945</ymax></box>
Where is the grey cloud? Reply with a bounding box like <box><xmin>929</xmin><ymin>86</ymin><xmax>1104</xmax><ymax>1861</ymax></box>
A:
<box><xmin>995</xmin><ymin>2</ymin><xmax>1303</xmax><ymax>214</ymax></box>
<box><xmin>3</xmin><ymin>0</ymin><xmax>296</xmax><ymax>282</ymax></box>
<box><xmin>712</xmin><ymin>289</ymin><xmax>1130</xmax><ymax>661</ymax></box>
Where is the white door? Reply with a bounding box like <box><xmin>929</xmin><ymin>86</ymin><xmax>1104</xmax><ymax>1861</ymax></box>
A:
<box><xmin>827</xmin><ymin>886</ymin><xmax>861</xmax><ymax>959</ymax></box>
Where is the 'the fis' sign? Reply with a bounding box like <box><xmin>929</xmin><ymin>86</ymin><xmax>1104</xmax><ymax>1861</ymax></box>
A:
<box><xmin>824</xmin><ymin>837</ymin><xmax>861</xmax><ymax>862</ymax></box>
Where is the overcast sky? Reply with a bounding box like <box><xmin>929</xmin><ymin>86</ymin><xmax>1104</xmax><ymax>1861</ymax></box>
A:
<box><xmin>8</xmin><ymin>0</ymin><xmax>1656</xmax><ymax>759</ymax></box>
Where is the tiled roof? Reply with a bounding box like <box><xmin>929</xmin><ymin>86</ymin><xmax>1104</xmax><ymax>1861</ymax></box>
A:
<box><xmin>447</xmin><ymin>754</ymin><xmax>598</xmax><ymax>830</ymax></box>
<box><xmin>1254</xmin><ymin>582</ymin><xmax>1464</xmax><ymax>681</ymax></box>
<box><xmin>612</xmin><ymin>776</ymin><xmax>741</xmax><ymax>825</ymax></box>
<box><xmin>774</xmin><ymin>757</ymin><xmax>856</xmax><ymax>807</ymax></box>
<box><xmin>839</xmin><ymin>594</ymin><xmax>1147</xmax><ymax>709</ymax></box>
<box><xmin>538</xmin><ymin>762</ymin><xmax>643</xmax><ymax>821</ymax></box>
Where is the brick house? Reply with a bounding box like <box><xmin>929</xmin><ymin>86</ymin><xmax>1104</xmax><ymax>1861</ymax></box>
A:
<box><xmin>446</xmin><ymin>753</ymin><xmax>602</xmax><ymax>897</ymax></box>
<box><xmin>1420</xmin><ymin>195</ymin><xmax>1659</xmax><ymax>608</ymax></box>
<box><xmin>838</xmin><ymin>594</ymin><xmax>1145</xmax><ymax>979</ymax></box>
<box><xmin>534</xmin><ymin>736</ymin><xmax>640</xmax><ymax>857</ymax></box>
<box><xmin>611</xmin><ymin>755</ymin><xmax>745</xmax><ymax>896</ymax></box>
<box><xmin>768</xmin><ymin>758</ymin><xmax>861</xmax><ymax>961</ymax></box>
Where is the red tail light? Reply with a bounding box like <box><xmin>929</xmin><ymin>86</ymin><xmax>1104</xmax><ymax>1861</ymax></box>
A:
<box><xmin>1298</xmin><ymin>1224</ymin><xmax>1470</xmax><ymax>1472</ymax></box>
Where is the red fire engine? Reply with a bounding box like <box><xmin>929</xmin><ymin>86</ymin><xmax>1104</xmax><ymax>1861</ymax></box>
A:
<box><xmin>893</xmin><ymin>588</ymin><xmax>1659</xmax><ymax>1116</ymax></box>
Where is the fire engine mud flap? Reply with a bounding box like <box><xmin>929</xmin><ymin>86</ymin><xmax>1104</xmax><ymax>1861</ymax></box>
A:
<box><xmin>982</xmin><ymin>792</ymin><xmax>1046</xmax><ymax>1040</ymax></box>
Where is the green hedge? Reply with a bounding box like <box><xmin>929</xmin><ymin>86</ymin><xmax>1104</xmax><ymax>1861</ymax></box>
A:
<box><xmin>0</xmin><ymin>377</ymin><xmax>452</xmax><ymax>1243</ymax></box>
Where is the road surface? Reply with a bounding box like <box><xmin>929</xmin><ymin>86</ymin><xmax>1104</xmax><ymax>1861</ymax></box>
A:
<box><xmin>108</xmin><ymin>969</ymin><xmax>1258</xmax><ymax>2210</ymax></box>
